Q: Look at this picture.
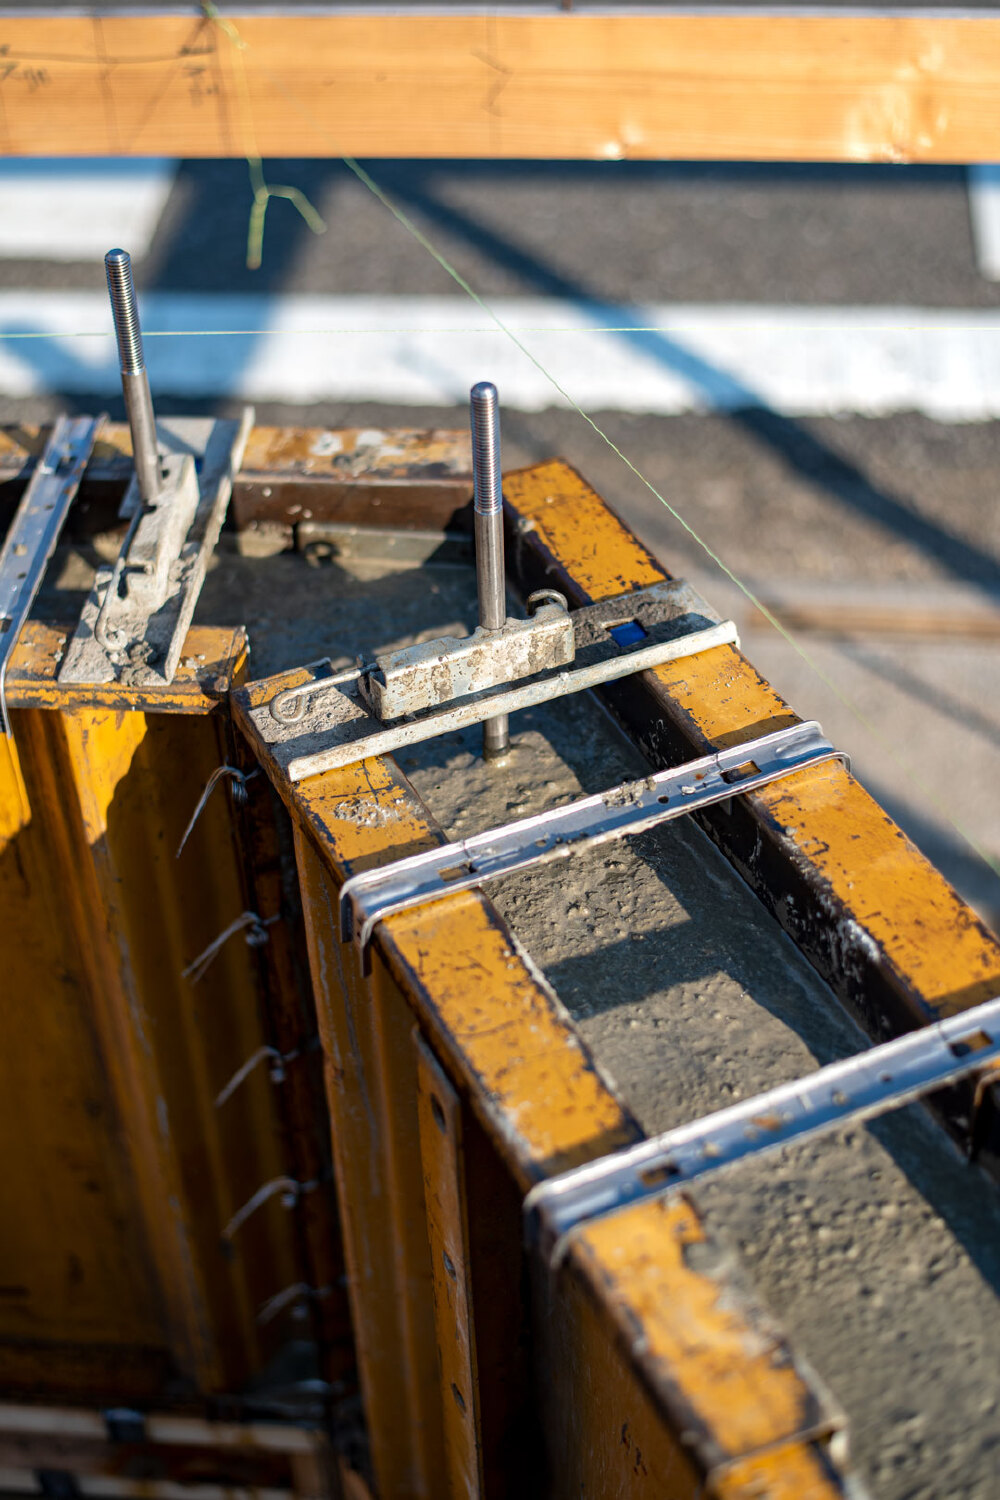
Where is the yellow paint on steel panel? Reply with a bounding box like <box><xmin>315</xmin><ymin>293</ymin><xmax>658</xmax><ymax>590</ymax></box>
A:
<box><xmin>0</xmin><ymin>733</ymin><xmax>29</xmax><ymax>842</ymax></box>
<box><xmin>0</xmin><ymin>656</ymin><xmax>300</xmax><ymax>1397</ymax></box>
<box><xmin>379</xmin><ymin>894</ymin><xmax>637</xmax><ymax>1183</ymax></box>
<box><xmin>542</xmin><ymin>1244</ymin><xmax>704</xmax><ymax>1500</ymax></box>
<box><xmin>6</xmin><ymin>623</ymin><xmax>247</xmax><ymax>716</ymax></box>
<box><xmin>650</xmin><ymin>644</ymin><xmax>796</xmax><ymax>746</ymax></box>
<box><xmin>504</xmin><ymin>460</ymin><xmax>1000</xmax><ymax>1018</ymax></box>
<box><xmin>569</xmin><ymin>1198</ymin><xmax>841</xmax><ymax>1477</ymax></box>
<box><xmin>414</xmin><ymin>1032</ymin><xmax>484</xmax><ymax>1499</ymax></box>
<box><xmin>0</xmin><ymin>712</ymin><xmax>170</xmax><ymax>1370</ymax></box>
<box><xmin>757</xmin><ymin>759</ymin><xmax>1000</xmax><ymax>1013</ymax></box>
<box><xmin>713</xmin><ymin>1441</ymin><xmax>847</xmax><ymax>1500</ymax></box>
<box><xmin>5</xmin><ymin>13</ymin><xmax>1000</xmax><ymax>162</ymax></box>
<box><xmin>539</xmin><ymin>1195</ymin><xmax>844</xmax><ymax>1498</ymax></box>
<box><xmin>508</xmin><ymin>462</ymin><xmax>663</xmax><ymax>598</ymax></box>
<box><xmin>292</xmin><ymin>828</ymin><xmax>447</xmax><ymax>1500</ymax></box>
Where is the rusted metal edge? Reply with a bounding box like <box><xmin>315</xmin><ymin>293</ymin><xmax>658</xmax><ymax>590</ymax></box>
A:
<box><xmin>0</xmin><ymin>423</ymin><xmax>472</xmax><ymax>539</ymax></box>
<box><xmin>554</xmin><ymin>1196</ymin><xmax>851</xmax><ymax>1498</ymax></box>
<box><xmin>501</xmin><ymin>458</ymin><xmax>1000</xmax><ymax>1174</ymax></box>
<box><xmin>3</xmin><ymin>622</ymin><xmax>248</xmax><ymax>715</ymax></box>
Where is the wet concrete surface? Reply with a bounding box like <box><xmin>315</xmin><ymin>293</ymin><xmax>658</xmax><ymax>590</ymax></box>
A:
<box><xmin>187</xmin><ymin>543</ymin><xmax>1000</xmax><ymax>1500</ymax></box>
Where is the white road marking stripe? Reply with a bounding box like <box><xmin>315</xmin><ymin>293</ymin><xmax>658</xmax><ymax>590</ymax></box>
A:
<box><xmin>0</xmin><ymin>159</ymin><xmax>176</xmax><ymax>261</ymax></box>
<box><xmin>3</xmin><ymin>293</ymin><xmax>1000</xmax><ymax>418</ymax></box>
<box><xmin>968</xmin><ymin>165</ymin><xmax>1000</xmax><ymax>283</ymax></box>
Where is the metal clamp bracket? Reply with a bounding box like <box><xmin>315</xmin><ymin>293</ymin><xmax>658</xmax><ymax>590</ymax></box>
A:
<box><xmin>248</xmin><ymin>578</ymin><xmax>740</xmax><ymax>782</ymax></box>
<box><xmin>524</xmin><ymin>995</ymin><xmax>1000</xmax><ymax>1266</ymax></box>
<box><xmin>340</xmin><ymin>720</ymin><xmax>846</xmax><ymax>960</ymax></box>
<box><xmin>59</xmin><ymin>411</ymin><xmax>254</xmax><ymax>688</ymax></box>
<box><xmin>0</xmin><ymin>414</ymin><xmax>104</xmax><ymax>736</ymax></box>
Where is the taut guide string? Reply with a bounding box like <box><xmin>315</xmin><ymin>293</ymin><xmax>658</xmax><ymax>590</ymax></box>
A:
<box><xmin>0</xmin><ymin>4</ymin><xmax>996</xmax><ymax>885</ymax></box>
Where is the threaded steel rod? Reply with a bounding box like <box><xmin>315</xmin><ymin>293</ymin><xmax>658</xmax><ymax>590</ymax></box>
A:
<box><xmin>105</xmin><ymin>248</ymin><xmax>161</xmax><ymax>506</ymax></box>
<box><xmin>470</xmin><ymin>381</ymin><xmax>509</xmax><ymax>759</ymax></box>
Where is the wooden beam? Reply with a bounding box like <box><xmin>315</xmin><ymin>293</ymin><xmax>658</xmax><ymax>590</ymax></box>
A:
<box><xmin>2</xmin><ymin>9</ymin><xmax>1000</xmax><ymax>162</ymax></box>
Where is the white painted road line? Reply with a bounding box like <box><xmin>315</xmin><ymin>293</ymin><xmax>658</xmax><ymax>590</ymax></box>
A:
<box><xmin>4</xmin><ymin>293</ymin><xmax>1000</xmax><ymax>418</ymax></box>
<box><xmin>0</xmin><ymin>159</ymin><xmax>176</xmax><ymax>261</ymax></box>
<box><xmin>968</xmin><ymin>165</ymin><xmax>1000</xmax><ymax>283</ymax></box>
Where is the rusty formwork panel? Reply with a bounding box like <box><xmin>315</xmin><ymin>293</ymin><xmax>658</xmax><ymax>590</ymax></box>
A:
<box><xmin>0</xmin><ymin>424</ymin><xmax>475</xmax><ymax>553</ymax></box>
<box><xmin>0</xmin><ymin>615</ymin><xmax>354</xmax><ymax>1410</ymax></box>
<box><xmin>5</xmin><ymin>422</ymin><xmax>999</xmax><ymax>1497</ymax></box>
<box><xmin>226</xmin><ymin>436</ymin><xmax>999</xmax><ymax>1498</ymax></box>
<box><xmin>232</xmin><ymin>706</ymin><xmax>850</xmax><ymax>1500</ymax></box>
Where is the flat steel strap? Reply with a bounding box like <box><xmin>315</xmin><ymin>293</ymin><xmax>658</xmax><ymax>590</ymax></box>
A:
<box><xmin>246</xmin><ymin>579</ymin><xmax>738</xmax><ymax>782</ymax></box>
<box><xmin>340</xmin><ymin>720</ymin><xmax>846</xmax><ymax>955</ymax></box>
<box><xmin>525</xmin><ymin>995</ymin><xmax>1000</xmax><ymax>1264</ymax></box>
<box><xmin>0</xmin><ymin>413</ymin><xmax>103</xmax><ymax>736</ymax></box>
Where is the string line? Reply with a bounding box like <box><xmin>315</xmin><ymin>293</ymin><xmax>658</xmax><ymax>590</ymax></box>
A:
<box><xmin>8</xmin><ymin>321</ymin><xmax>1000</xmax><ymax>341</ymax></box>
<box><xmin>201</xmin><ymin>1</ymin><xmax>326</xmax><ymax>269</ymax></box>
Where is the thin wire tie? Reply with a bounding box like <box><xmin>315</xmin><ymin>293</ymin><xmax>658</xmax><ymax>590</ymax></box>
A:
<box><xmin>256</xmin><ymin>1281</ymin><xmax>332</xmax><ymax>1327</ymax></box>
<box><xmin>183</xmin><ymin>909</ymin><xmax>279</xmax><ymax>984</ymax></box>
<box><xmin>222</xmin><ymin>1176</ymin><xmax>318</xmax><ymax>1242</ymax></box>
<box><xmin>214</xmin><ymin>1043</ymin><xmax>301</xmax><ymax>1108</ymax></box>
<box><xmin>177</xmin><ymin>764</ymin><xmax>260</xmax><ymax>858</ymax></box>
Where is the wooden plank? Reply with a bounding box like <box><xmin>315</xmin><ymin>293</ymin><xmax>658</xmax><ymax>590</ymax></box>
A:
<box><xmin>2</xmin><ymin>10</ymin><xmax>1000</xmax><ymax>162</ymax></box>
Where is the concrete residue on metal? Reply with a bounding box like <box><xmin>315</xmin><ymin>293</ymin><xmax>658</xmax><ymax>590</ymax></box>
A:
<box><xmin>193</xmin><ymin>532</ymin><xmax>1000</xmax><ymax>1500</ymax></box>
<box><xmin>362</xmin><ymin>602</ymin><xmax>574</xmax><ymax>721</ymax></box>
<box><xmin>242</xmin><ymin>425</ymin><xmax>472</xmax><ymax>482</ymax></box>
<box><xmin>59</xmin><ymin>412</ymin><xmax>253</xmax><ymax>689</ymax></box>
<box><xmin>327</xmin><ymin>796</ymin><xmax>408</xmax><ymax>831</ymax></box>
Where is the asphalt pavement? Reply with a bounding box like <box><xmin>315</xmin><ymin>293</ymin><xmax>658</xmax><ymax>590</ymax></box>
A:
<box><xmin>1</xmin><ymin>156</ymin><xmax>997</xmax><ymax>925</ymax></box>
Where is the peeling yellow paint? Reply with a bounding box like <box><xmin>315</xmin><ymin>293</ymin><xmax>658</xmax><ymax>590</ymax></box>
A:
<box><xmin>574</xmin><ymin>1198</ymin><xmax>840</xmax><ymax>1466</ymax></box>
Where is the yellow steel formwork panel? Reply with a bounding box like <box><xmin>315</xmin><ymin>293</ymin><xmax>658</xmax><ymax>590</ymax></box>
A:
<box><xmin>233</xmin><ymin>676</ymin><xmax>852</xmax><ymax>1498</ymax></box>
<box><xmin>413</xmin><ymin>1030</ymin><xmax>485</xmax><ymax>1499</ymax></box>
<box><xmin>292</xmin><ymin>827</ymin><xmax>447</xmax><ymax>1500</ymax></box>
<box><xmin>237</xmin><ymin>684</ymin><xmax>639</xmax><ymax>1186</ymax></box>
<box><xmin>0</xmin><ymin>624</ymin><xmax>307</xmax><ymax>1400</ymax></box>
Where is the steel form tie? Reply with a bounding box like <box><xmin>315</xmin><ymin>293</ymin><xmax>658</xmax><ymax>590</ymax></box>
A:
<box><xmin>105</xmin><ymin>248</ymin><xmax>162</xmax><ymax>509</ymax></box>
<box><xmin>470</xmin><ymin>381</ymin><xmax>510</xmax><ymax>760</ymax></box>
